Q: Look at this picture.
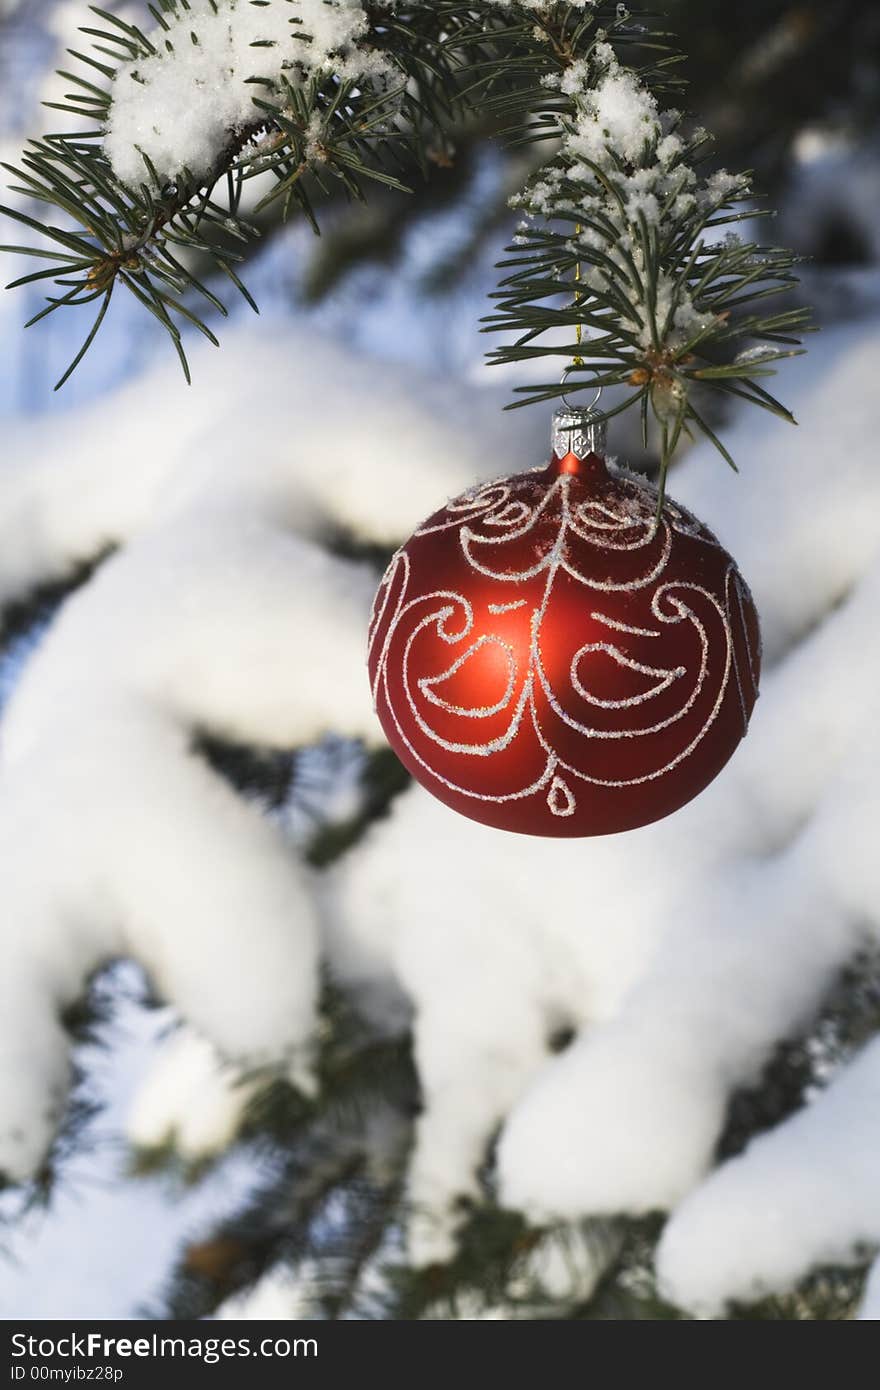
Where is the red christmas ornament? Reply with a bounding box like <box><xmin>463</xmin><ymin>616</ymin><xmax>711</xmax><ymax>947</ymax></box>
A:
<box><xmin>368</xmin><ymin>408</ymin><xmax>761</xmax><ymax>837</ymax></box>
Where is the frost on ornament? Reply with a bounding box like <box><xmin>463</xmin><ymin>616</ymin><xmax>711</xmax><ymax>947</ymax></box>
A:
<box><xmin>368</xmin><ymin>409</ymin><xmax>761</xmax><ymax>837</ymax></box>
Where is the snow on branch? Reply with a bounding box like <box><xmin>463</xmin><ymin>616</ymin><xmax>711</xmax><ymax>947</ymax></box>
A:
<box><xmin>0</xmin><ymin>0</ymin><xmax>807</xmax><ymax>475</ymax></box>
<box><xmin>860</xmin><ymin>1259</ymin><xmax>880</xmax><ymax>1321</ymax></box>
<box><xmin>487</xmin><ymin>37</ymin><xmax>810</xmax><ymax>498</ymax></box>
<box><xmin>0</xmin><ymin>322</ymin><xmax>525</xmax><ymax>1181</ymax></box>
<box><xmin>104</xmin><ymin>0</ymin><xmax>392</xmax><ymax>188</ymax></box>
<box><xmin>656</xmin><ymin>1036</ymin><xmax>880</xmax><ymax>1315</ymax></box>
<box><xmin>127</xmin><ymin>1026</ymin><xmax>269</xmax><ymax>1161</ymax></box>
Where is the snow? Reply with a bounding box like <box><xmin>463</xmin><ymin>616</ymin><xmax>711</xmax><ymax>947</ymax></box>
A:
<box><xmin>567</xmin><ymin>45</ymin><xmax>661</xmax><ymax>167</ymax></box>
<box><xmin>0</xmin><ymin>685</ymin><xmax>322</xmax><ymax>1180</ymax></box>
<box><xmin>505</xmin><ymin>1222</ymin><xmax>619</xmax><ymax>1312</ymax></box>
<box><xmin>859</xmin><ymin>1256</ymin><xmax>880</xmax><ymax>1320</ymax></box>
<box><xmin>656</xmin><ymin>1036</ymin><xmax>880</xmax><ymax>1316</ymax></box>
<box><xmin>2</xmin><ymin>515</ymin><xmax>379</xmax><ymax>760</ymax></box>
<box><xmin>418</xmin><ymin>1222</ymin><xmax>618</xmax><ymax>1320</ymax></box>
<box><xmin>523</xmin><ymin>41</ymin><xmax>747</xmax><ymax>356</ymax></box>
<box><xmin>0</xmin><ymin>321</ymin><xmax>520</xmax><ymax>603</ymax></box>
<box><xmin>0</xmin><ymin>318</ymin><xmax>535</xmax><ymax>1184</ymax></box>
<box><xmin>128</xmin><ymin>1026</ymin><xmax>265</xmax><ymax>1161</ymax></box>
<box><xmin>0</xmin><ymin>965</ymin><xmax>266</xmax><ymax>1320</ymax></box>
<box><xmin>214</xmin><ymin>1260</ymin><xmax>323</xmax><ymax>1320</ymax></box>
<box><xmin>104</xmin><ymin>0</ymin><xmax>390</xmax><ymax>187</ymax></box>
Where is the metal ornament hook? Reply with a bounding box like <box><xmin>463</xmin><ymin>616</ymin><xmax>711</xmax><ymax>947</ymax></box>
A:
<box><xmin>560</xmin><ymin>366</ymin><xmax>604</xmax><ymax>415</ymax></box>
<box><xmin>554</xmin><ymin>370</ymin><xmax>607</xmax><ymax>461</ymax></box>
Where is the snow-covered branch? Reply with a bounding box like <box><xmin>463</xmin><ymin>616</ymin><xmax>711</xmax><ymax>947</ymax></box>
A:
<box><xmin>104</xmin><ymin>0</ymin><xmax>393</xmax><ymax>187</ymax></box>
<box><xmin>0</xmin><ymin>321</ymin><xmax>520</xmax><ymax>1180</ymax></box>
<box><xmin>1</xmin><ymin>0</ymin><xmax>807</xmax><ymax>467</ymax></box>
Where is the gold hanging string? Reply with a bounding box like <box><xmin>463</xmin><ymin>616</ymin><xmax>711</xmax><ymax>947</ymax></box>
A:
<box><xmin>573</xmin><ymin>224</ymin><xmax>584</xmax><ymax>369</ymax></box>
<box><xmin>562</xmin><ymin>224</ymin><xmax>603</xmax><ymax>417</ymax></box>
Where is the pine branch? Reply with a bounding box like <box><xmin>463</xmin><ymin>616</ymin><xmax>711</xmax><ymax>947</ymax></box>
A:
<box><xmin>0</xmin><ymin>4</ymin><xmax>674</xmax><ymax>378</ymax></box>
<box><xmin>477</xmin><ymin>10</ymin><xmax>811</xmax><ymax>497</ymax></box>
<box><xmin>0</xmin><ymin>1</ymin><xmax>809</xmax><ymax>485</ymax></box>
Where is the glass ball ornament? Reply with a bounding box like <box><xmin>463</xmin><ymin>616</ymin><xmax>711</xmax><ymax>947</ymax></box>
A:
<box><xmin>368</xmin><ymin>407</ymin><xmax>760</xmax><ymax>837</ymax></box>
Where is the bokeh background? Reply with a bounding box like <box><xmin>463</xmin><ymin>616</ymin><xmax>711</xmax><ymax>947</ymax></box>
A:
<box><xmin>1</xmin><ymin>0</ymin><xmax>879</xmax><ymax>1320</ymax></box>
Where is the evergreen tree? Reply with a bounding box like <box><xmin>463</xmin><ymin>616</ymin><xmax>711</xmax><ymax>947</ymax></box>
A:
<box><xmin>0</xmin><ymin>0</ymin><xmax>878</xmax><ymax>1322</ymax></box>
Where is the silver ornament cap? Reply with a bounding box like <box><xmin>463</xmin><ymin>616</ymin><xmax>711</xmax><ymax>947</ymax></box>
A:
<box><xmin>551</xmin><ymin>405</ymin><xmax>607</xmax><ymax>462</ymax></box>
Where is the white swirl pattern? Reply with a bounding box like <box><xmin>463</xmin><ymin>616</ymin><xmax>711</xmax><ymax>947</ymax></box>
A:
<box><xmin>369</xmin><ymin>468</ymin><xmax>759</xmax><ymax>823</ymax></box>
